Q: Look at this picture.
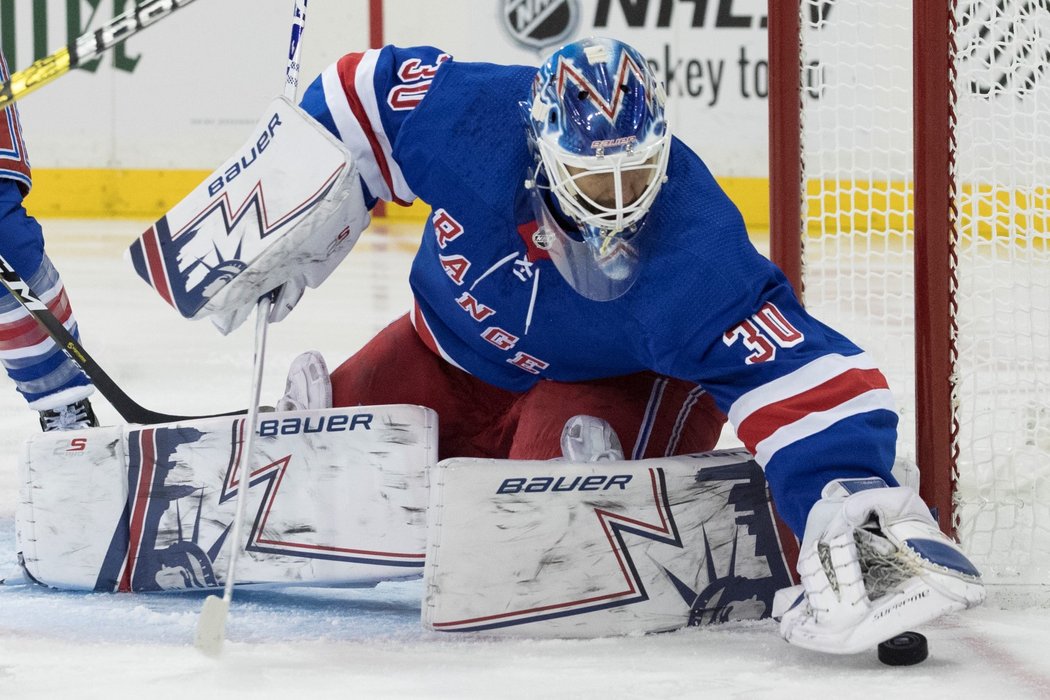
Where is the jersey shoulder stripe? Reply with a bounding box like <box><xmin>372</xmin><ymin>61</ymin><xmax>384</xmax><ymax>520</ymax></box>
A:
<box><xmin>333</xmin><ymin>50</ymin><xmax>413</xmax><ymax>205</ymax></box>
<box><xmin>299</xmin><ymin>46</ymin><xmax>452</xmax><ymax>207</ymax></box>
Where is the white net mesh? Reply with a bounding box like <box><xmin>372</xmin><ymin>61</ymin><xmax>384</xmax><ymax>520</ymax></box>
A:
<box><xmin>798</xmin><ymin>0</ymin><xmax>1050</xmax><ymax>589</ymax></box>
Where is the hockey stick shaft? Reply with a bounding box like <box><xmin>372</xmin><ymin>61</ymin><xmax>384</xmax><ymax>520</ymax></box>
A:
<box><xmin>195</xmin><ymin>295</ymin><xmax>273</xmax><ymax>657</ymax></box>
<box><xmin>0</xmin><ymin>0</ymin><xmax>198</xmax><ymax>109</ymax></box>
<box><xmin>224</xmin><ymin>296</ymin><xmax>272</xmax><ymax>602</ymax></box>
<box><xmin>195</xmin><ymin>0</ymin><xmax>308</xmax><ymax>657</ymax></box>
<box><xmin>0</xmin><ymin>252</ymin><xmax>241</xmax><ymax>424</ymax></box>
<box><xmin>224</xmin><ymin>0</ymin><xmax>308</xmax><ymax>588</ymax></box>
<box><xmin>283</xmin><ymin>0</ymin><xmax>307</xmax><ymax>100</ymax></box>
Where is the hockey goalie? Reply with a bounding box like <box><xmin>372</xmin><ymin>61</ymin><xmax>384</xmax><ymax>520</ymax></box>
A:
<box><xmin>17</xmin><ymin>37</ymin><xmax>984</xmax><ymax>653</ymax></box>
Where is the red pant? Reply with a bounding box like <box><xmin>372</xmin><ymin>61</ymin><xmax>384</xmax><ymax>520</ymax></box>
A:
<box><xmin>331</xmin><ymin>314</ymin><xmax>726</xmax><ymax>460</ymax></box>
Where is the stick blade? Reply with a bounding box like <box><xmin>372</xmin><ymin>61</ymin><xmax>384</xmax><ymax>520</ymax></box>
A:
<box><xmin>195</xmin><ymin>594</ymin><xmax>230</xmax><ymax>657</ymax></box>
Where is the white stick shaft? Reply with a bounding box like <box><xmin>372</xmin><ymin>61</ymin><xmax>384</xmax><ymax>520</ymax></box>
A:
<box><xmin>195</xmin><ymin>2</ymin><xmax>309</xmax><ymax>656</ymax></box>
<box><xmin>220</xmin><ymin>295</ymin><xmax>272</xmax><ymax>601</ymax></box>
<box><xmin>217</xmin><ymin>0</ymin><xmax>309</xmax><ymax>603</ymax></box>
<box><xmin>194</xmin><ymin>295</ymin><xmax>272</xmax><ymax>655</ymax></box>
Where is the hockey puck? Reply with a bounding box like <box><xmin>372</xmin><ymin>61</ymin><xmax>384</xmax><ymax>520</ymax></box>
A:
<box><xmin>877</xmin><ymin>631</ymin><xmax>929</xmax><ymax>666</ymax></box>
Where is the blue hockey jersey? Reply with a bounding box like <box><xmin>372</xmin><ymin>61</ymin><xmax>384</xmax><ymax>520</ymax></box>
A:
<box><xmin>298</xmin><ymin>46</ymin><xmax>899</xmax><ymax>534</ymax></box>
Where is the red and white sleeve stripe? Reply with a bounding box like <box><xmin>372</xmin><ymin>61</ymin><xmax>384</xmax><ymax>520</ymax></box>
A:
<box><xmin>323</xmin><ymin>50</ymin><xmax>415</xmax><ymax>206</ymax></box>
<box><xmin>728</xmin><ymin>352</ymin><xmax>896</xmax><ymax>466</ymax></box>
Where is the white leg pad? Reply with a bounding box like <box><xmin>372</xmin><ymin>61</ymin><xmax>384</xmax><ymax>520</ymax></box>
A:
<box><xmin>17</xmin><ymin>405</ymin><xmax>435</xmax><ymax>591</ymax></box>
<box><xmin>423</xmin><ymin>449</ymin><xmax>796</xmax><ymax>637</ymax></box>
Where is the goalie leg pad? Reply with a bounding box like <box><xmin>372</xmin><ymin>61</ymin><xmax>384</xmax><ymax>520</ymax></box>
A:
<box><xmin>559</xmin><ymin>415</ymin><xmax>624</xmax><ymax>462</ymax></box>
<box><xmin>423</xmin><ymin>449</ymin><xmax>795</xmax><ymax>638</ymax></box>
<box><xmin>17</xmin><ymin>405</ymin><xmax>435</xmax><ymax>591</ymax></box>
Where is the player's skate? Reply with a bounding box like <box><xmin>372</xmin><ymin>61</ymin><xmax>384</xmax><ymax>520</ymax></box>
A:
<box><xmin>560</xmin><ymin>415</ymin><xmax>624</xmax><ymax>462</ymax></box>
<box><xmin>276</xmin><ymin>350</ymin><xmax>332</xmax><ymax>411</ymax></box>
<box><xmin>38</xmin><ymin>398</ymin><xmax>98</xmax><ymax>432</ymax></box>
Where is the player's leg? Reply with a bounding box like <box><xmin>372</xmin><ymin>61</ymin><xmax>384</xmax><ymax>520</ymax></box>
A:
<box><xmin>0</xmin><ymin>182</ymin><xmax>95</xmax><ymax>429</ymax></box>
<box><xmin>509</xmin><ymin>373</ymin><xmax>725</xmax><ymax>460</ymax></box>
<box><xmin>329</xmin><ymin>313</ymin><xmax>519</xmax><ymax>459</ymax></box>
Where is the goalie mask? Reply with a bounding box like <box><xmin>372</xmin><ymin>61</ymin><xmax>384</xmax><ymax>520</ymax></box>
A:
<box><xmin>523</xmin><ymin>37</ymin><xmax>670</xmax><ymax>300</ymax></box>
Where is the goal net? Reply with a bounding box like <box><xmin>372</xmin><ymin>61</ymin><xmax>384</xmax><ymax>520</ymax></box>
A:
<box><xmin>769</xmin><ymin>0</ymin><xmax>1050</xmax><ymax>594</ymax></box>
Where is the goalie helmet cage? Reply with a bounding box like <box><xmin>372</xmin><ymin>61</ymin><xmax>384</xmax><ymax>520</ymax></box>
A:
<box><xmin>768</xmin><ymin>0</ymin><xmax>1050</xmax><ymax>596</ymax></box>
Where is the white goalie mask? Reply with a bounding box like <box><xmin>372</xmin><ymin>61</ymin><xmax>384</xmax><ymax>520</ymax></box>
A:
<box><xmin>523</xmin><ymin>38</ymin><xmax>671</xmax><ymax>300</ymax></box>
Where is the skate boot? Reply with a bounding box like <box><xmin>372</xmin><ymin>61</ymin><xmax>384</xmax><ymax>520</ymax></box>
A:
<box><xmin>38</xmin><ymin>398</ymin><xmax>98</xmax><ymax>432</ymax></box>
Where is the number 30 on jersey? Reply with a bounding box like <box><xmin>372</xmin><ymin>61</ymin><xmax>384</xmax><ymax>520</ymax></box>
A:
<box><xmin>723</xmin><ymin>302</ymin><xmax>804</xmax><ymax>364</ymax></box>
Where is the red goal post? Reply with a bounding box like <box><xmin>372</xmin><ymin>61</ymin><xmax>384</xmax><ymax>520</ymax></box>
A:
<box><xmin>768</xmin><ymin>0</ymin><xmax>1050</xmax><ymax>593</ymax></box>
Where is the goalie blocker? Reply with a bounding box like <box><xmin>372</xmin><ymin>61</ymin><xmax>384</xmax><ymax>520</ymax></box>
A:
<box><xmin>127</xmin><ymin>95</ymin><xmax>370</xmax><ymax>334</ymax></box>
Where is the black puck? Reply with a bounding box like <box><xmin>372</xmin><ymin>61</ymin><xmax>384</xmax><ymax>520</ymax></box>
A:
<box><xmin>877</xmin><ymin>631</ymin><xmax>929</xmax><ymax>666</ymax></box>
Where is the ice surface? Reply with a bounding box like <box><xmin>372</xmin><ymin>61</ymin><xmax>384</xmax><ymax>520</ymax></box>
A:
<box><xmin>2</xmin><ymin>221</ymin><xmax>1050</xmax><ymax>699</ymax></box>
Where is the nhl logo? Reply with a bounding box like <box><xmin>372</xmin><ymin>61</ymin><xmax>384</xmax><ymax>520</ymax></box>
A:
<box><xmin>501</xmin><ymin>0</ymin><xmax>579</xmax><ymax>51</ymax></box>
<box><xmin>532</xmin><ymin>228</ymin><xmax>555</xmax><ymax>250</ymax></box>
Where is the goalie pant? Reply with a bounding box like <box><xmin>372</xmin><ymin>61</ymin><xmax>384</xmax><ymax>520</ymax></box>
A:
<box><xmin>0</xmin><ymin>53</ymin><xmax>93</xmax><ymax>410</ymax></box>
<box><xmin>331</xmin><ymin>315</ymin><xmax>726</xmax><ymax>461</ymax></box>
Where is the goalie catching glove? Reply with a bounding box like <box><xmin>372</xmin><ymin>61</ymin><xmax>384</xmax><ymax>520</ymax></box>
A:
<box><xmin>773</xmin><ymin>478</ymin><xmax>985</xmax><ymax>654</ymax></box>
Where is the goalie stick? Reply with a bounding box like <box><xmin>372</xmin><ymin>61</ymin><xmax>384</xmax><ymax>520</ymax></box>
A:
<box><xmin>194</xmin><ymin>0</ymin><xmax>309</xmax><ymax>658</ymax></box>
<box><xmin>0</xmin><ymin>253</ymin><xmax>242</xmax><ymax>424</ymax></box>
<box><xmin>0</xmin><ymin>0</ymin><xmax>198</xmax><ymax>109</ymax></box>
